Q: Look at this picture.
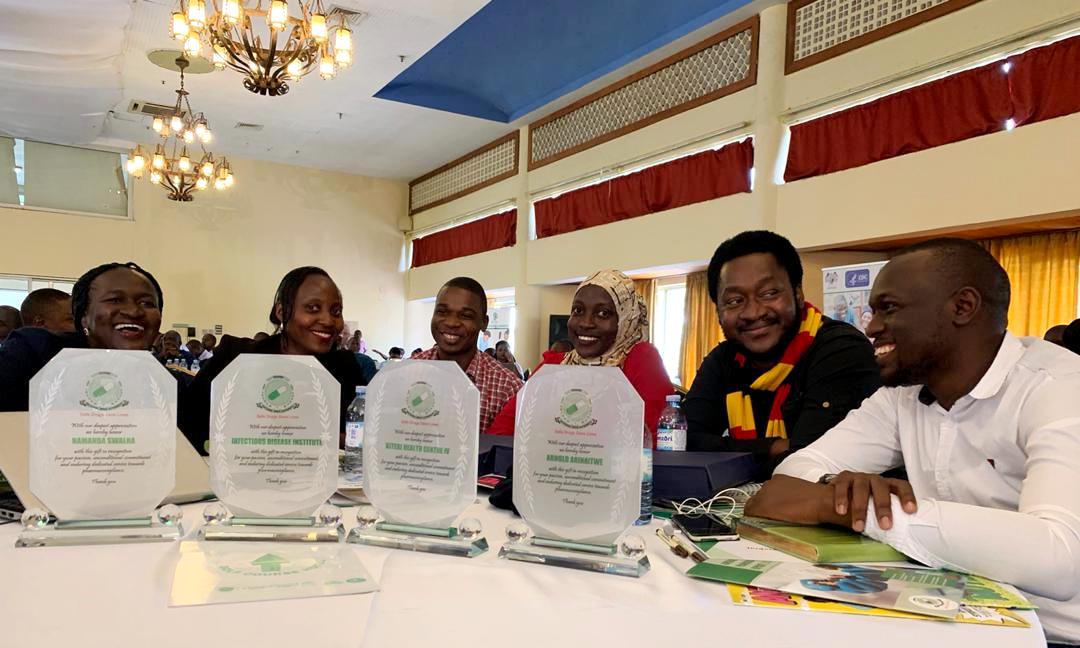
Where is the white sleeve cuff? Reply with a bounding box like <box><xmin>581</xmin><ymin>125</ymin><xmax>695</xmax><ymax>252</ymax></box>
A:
<box><xmin>861</xmin><ymin>495</ymin><xmax>947</xmax><ymax>569</ymax></box>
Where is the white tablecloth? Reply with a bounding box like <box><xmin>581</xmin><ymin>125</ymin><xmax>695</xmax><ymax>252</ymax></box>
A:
<box><xmin>0</xmin><ymin>501</ymin><xmax>1047</xmax><ymax>648</ymax></box>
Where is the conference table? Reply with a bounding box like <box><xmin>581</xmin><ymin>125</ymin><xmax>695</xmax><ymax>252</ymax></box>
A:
<box><xmin>0</xmin><ymin>500</ymin><xmax>1046</xmax><ymax>648</ymax></box>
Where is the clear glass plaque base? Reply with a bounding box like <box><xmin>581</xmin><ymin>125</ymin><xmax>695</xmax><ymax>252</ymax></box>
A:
<box><xmin>498</xmin><ymin>535</ymin><xmax>650</xmax><ymax>578</ymax></box>
<box><xmin>196</xmin><ymin>516</ymin><xmax>344</xmax><ymax>543</ymax></box>
<box><xmin>347</xmin><ymin>521</ymin><xmax>488</xmax><ymax>558</ymax></box>
<box><xmin>17</xmin><ymin>518</ymin><xmax>184</xmax><ymax>548</ymax></box>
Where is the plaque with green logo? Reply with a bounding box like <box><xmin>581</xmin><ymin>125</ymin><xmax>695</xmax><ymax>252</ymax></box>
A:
<box><xmin>347</xmin><ymin>360</ymin><xmax>487</xmax><ymax>557</ymax></box>
<box><xmin>199</xmin><ymin>355</ymin><xmax>343</xmax><ymax>542</ymax></box>
<box><xmin>18</xmin><ymin>349</ymin><xmax>182</xmax><ymax>548</ymax></box>
<box><xmin>499</xmin><ymin>366</ymin><xmax>649</xmax><ymax>577</ymax></box>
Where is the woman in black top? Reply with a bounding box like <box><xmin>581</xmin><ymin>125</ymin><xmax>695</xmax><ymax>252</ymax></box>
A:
<box><xmin>0</xmin><ymin>262</ymin><xmax>167</xmax><ymax>411</ymax></box>
<box><xmin>178</xmin><ymin>266</ymin><xmax>367</xmax><ymax>454</ymax></box>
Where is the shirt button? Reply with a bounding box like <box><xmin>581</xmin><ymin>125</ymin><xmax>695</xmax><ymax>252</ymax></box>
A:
<box><xmin>822</xmin><ymin>401</ymin><xmax>830</xmax><ymax>408</ymax></box>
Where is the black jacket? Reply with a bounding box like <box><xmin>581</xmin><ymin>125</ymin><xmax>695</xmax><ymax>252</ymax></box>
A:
<box><xmin>178</xmin><ymin>333</ymin><xmax>368</xmax><ymax>454</ymax></box>
<box><xmin>683</xmin><ymin>318</ymin><xmax>880</xmax><ymax>476</ymax></box>
<box><xmin>0</xmin><ymin>328</ymin><xmax>88</xmax><ymax>411</ymax></box>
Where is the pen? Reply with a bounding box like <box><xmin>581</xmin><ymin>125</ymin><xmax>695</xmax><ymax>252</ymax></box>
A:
<box><xmin>655</xmin><ymin>527</ymin><xmax>689</xmax><ymax>559</ymax></box>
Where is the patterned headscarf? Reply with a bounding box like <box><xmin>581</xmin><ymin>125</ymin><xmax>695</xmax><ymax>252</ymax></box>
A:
<box><xmin>562</xmin><ymin>269</ymin><xmax>648</xmax><ymax>368</ymax></box>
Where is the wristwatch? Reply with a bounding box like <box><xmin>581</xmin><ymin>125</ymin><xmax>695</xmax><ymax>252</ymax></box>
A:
<box><xmin>817</xmin><ymin>473</ymin><xmax>838</xmax><ymax>485</ymax></box>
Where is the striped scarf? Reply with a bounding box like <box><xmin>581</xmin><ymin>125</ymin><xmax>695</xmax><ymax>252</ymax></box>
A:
<box><xmin>725</xmin><ymin>303</ymin><xmax>823</xmax><ymax>440</ymax></box>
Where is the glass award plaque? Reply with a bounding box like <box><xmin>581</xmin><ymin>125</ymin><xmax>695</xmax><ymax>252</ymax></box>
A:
<box><xmin>347</xmin><ymin>360</ymin><xmax>487</xmax><ymax>557</ymax></box>
<box><xmin>198</xmin><ymin>355</ymin><xmax>343</xmax><ymax>542</ymax></box>
<box><xmin>498</xmin><ymin>366</ymin><xmax>650</xmax><ymax>577</ymax></box>
<box><xmin>18</xmin><ymin>349</ymin><xmax>183</xmax><ymax>547</ymax></box>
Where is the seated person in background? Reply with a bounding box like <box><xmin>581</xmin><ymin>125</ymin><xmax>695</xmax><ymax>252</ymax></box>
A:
<box><xmin>200</xmin><ymin>332</ymin><xmax>217</xmax><ymax>359</ymax></box>
<box><xmin>0</xmin><ymin>262</ymin><xmax>166</xmax><ymax>411</ymax></box>
<box><xmin>155</xmin><ymin>330</ymin><xmax>195</xmax><ymax>367</ymax></box>
<box><xmin>494</xmin><ymin>340</ymin><xmax>524</xmax><ymax>379</ymax></box>
<box><xmin>372</xmin><ymin>346</ymin><xmax>404</xmax><ymax>367</ymax></box>
<box><xmin>184</xmin><ymin>338</ymin><xmax>204</xmax><ymax>361</ymax></box>
<box><xmin>178</xmin><ymin>267</ymin><xmax>367</xmax><ymax>454</ymax></box>
<box><xmin>345</xmin><ymin>331</ymin><xmax>378</xmax><ymax>383</ymax></box>
<box><xmin>745</xmin><ymin>239</ymin><xmax>1080</xmax><ymax>646</ymax></box>
<box><xmin>488</xmin><ymin>269</ymin><xmax>673</xmax><ymax>443</ymax></box>
<box><xmin>20</xmin><ymin>288</ymin><xmax>75</xmax><ymax>333</ymax></box>
<box><xmin>0</xmin><ymin>305</ymin><xmax>22</xmax><ymax>346</ymax></box>
<box><xmin>1044</xmin><ymin>324</ymin><xmax>1067</xmax><ymax>346</ymax></box>
<box><xmin>1062</xmin><ymin>319</ymin><xmax>1080</xmax><ymax>357</ymax></box>
<box><xmin>414</xmin><ymin>277</ymin><xmax>522</xmax><ymax>434</ymax></box>
<box><xmin>409</xmin><ymin>347</ymin><xmax>423</xmax><ymax>358</ymax></box>
<box><xmin>252</xmin><ymin>331</ymin><xmax>270</xmax><ymax>342</ymax></box>
<box><xmin>683</xmin><ymin>231</ymin><xmax>880</xmax><ymax>476</ymax></box>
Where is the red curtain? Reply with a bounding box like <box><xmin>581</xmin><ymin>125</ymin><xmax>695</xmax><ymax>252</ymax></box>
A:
<box><xmin>535</xmin><ymin>139</ymin><xmax>753</xmax><ymax>239</ymax></box>
<box><xmin>1010</xmin><ymin>35</ymin><xmax>1080</xmax><ymax>126</ymax></box>
<box><xmin>411</xmin><ymin>209</ymin><xmax>516</xmax><ymax>268</ymax></box>
<box><xmin>785</xmin><ymin>34</ymin><xmax>1080</xmax><ymax>183</ymax></box>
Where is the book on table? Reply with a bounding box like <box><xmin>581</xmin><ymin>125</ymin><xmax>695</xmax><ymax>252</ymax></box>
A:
<box><xmin>736</xmin><ymin>516</ymin><xmax>907</xmax><ymax>563</ymax></box>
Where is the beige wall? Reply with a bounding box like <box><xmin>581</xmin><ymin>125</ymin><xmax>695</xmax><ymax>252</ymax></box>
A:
<box><xmin>3</xmin><ymin>156</ymin><xmax>408</xmax><ymax>351</ymax></box>
<box><xmin>403</xmin><ymin>0</ymin><xmax>1080</xmax><ymax>369</ymax></box>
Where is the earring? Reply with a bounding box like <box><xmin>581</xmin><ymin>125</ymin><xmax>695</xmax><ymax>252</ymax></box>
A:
<box><xmin>83</xmin><ymin>327</ymin><xmax>89</xmax><ymax>336</ymax></box>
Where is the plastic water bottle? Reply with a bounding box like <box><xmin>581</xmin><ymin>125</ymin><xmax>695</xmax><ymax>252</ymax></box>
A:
<box><xmin>191</xmin><ymin>358</ymin><xmax>200</xmax><ymax>373</ymax></box>
<box><xmin>635</xmin><ymin>426</ymin><xmax>653</xmax><ymax>525</ymax></box>
<box><xmin>343</xmin><ymin>386</ymin><xmax>366</xmax><ymax>485</ymax></box>
<box><xmin>656</xmin><ymin>395</ymin><xmax>687</xmax><ymax>451</ymax></box>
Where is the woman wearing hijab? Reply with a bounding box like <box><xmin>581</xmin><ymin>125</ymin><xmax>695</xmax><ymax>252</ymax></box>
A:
<box><xmin>178</xmin><ymin>266</ymin><xmax>367</xmax><ymax>454</ymax></box>
<box><xmin>487</xmin><ymin>269</ymin><xmax>674</xmax><ymax>445</ymax></box>
<box><xmin>0</xmin><ymin>262</ymin><xmax>168</xmax><ymax>411</ymax></box>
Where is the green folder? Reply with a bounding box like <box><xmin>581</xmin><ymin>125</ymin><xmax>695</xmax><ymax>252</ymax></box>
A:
<box><xmin>736</xmin><ymin>516</ymin><xmax>907</xmax><ymax>563</ymax></box>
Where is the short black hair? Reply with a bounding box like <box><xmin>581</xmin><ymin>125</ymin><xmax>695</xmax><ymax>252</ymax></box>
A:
<box><xmin>270</xmin><ymin>266</ymin><xmax>334</xmax><ymax>327</ymax></box>
<box><xmin>1063</xmin><ymin>319</ymin><xmax>1080</xmax><ymax>355</ymax></box>
<box><xmin>20</xmin><ymin>288</ymin><xmax>70</xmax><ymax>324</ymax></box>
<box><xmin>389</xmin><ymin>347</ymin><xmax>405</xmax><ymax>358</ymax></box>
<box><xmin>706</xmin><ymin>231</ymin><xmax>803</xmax><ymax>303</ymax></box>
<box><xmin>0</xmin><ymin>305</ymin><xmax>21</xmax><ymax>328</ymax></box>
<box><xmin>202</xmin><ymin>332</ymin><xmax>217</xmax><ymax>343</ymax></box>
<box><xmin>71</xmin><ymin>262</ymin><xmax>163</xmax><ymax>330</ymax></box>
<box><xmin>892</xmin><ymin>238</ymin><xmax>1010</xmax><ymax>327</ymax></box>
<box><xmin>440</xmin><ymin>277</ymin><xmax>488</xmax><ymax>316</ymax></box>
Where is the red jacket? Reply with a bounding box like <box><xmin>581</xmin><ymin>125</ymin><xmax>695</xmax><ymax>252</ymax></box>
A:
<box><xmin>487</xmin><ymin>341</ymin><xmax>674</xmax><ymax>447</ymax></box>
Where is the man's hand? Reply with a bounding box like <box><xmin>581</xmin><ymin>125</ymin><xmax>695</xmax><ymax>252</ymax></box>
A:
<box><xmin>744</xmin><ymin>475</ymin><xmax>837</xmax><ymax>525</ymax></box>
<box><xmin>829</xmin><ymin>471</ymin><xmax>917</xmax><ymax>532</ymax></box>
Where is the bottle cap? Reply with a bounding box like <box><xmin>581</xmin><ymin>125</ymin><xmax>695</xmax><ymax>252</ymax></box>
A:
<box><xmin>666</xmin><ymin>395</ymin><xmax>680</xmax><ymax>403</ymax></box>
<box><xmin>356</xmin><ymin>386</ymin><xmax>367</xmax><ymax>395</ymax></box>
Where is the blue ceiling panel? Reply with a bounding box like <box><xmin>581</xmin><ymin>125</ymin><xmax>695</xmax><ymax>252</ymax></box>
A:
<box><xmin>375</xmin><ymin>0</ymin><xmax>756</xmax><ymax>123</ymax></box>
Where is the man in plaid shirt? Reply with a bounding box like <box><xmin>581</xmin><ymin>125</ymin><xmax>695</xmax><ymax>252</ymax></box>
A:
<box><xmin>414</xmin><ymin>277</ymin><xmax>523</xmax><ymax>433</ymax></box>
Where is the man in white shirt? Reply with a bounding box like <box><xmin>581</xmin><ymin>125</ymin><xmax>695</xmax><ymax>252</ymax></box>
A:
<box><xmin>745</xmin><ymin>238</ymin><xmax>1080</xmax><ymax>645</ymax></box>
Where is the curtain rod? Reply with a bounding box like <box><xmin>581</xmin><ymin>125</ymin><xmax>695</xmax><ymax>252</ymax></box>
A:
<box><xmin>408</xmin><ymin>198</ymin><xmax>516</xmax><ymax>239</ymax></box>
<box><xmin>782</xmin><ymin>12</ymin><xmax>1080</xmax><ymax>125</ymax></box>
<box><xmin>529</xmin><ymin>121</ymin><xmax>752</xmax><ymax>202</ymax></box>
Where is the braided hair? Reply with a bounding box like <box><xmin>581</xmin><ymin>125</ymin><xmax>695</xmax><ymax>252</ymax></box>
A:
<box><xmin>71</xmin><ymin>262</ymin><xmax>164</xmax><ymax>330</ymax></box>
<box><xmin>269</xmin><ymin>266</ymin><xmax>333</xmax><ymax>331</ymax></box>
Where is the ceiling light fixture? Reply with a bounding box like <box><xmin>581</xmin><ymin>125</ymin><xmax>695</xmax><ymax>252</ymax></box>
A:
<box><xmin>128</xmin><ymin>56</ymin><xmax>233</xmax><ymax>202</ymax></box>
<box><xmin>169</xmin><ymin>0</ymin><xmax>353</xmax><ymax>97</ymax></box>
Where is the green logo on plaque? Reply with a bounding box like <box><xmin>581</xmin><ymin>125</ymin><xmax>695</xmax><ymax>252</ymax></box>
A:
<box><xmin>257</xmin><ymin>375</ymin><xmax>300</xmax><ymax>412</ymax></box>
<box><xmin>79</xmin><ymin>372</ymin><xmax>129</xmax><ymax>410</ymax></box>
<box><xmin>555</xmin><ymin>389</ymin><xmax>596</xmax><ymax>429</ymax></box>
<box><xmin>402</xmin><ymin>381</ymin><xmax>439</xmax><ymax>419</ymax></box>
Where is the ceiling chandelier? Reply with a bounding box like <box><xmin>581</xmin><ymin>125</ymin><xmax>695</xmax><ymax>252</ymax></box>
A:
<box><xmin>169</xmin><ymin>0</ymin><xmax>354</xmax><ymax>97</ymax></box>
<box><xmin>126</xmin><ymin>56</ymin><xmax>234</xmax><ymax>202</ymax></box>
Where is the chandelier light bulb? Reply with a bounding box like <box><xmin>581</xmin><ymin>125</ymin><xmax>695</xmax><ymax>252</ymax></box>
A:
<box><xmin>222</xmin><ymin>0</ymin><xmax>242</xmax><ymax>25</ymax></box>
<box><xmin>200</xmin><ymin>128</ymin><xmax>213</xmax><ymax>143</ymax></box>
<box><xmin>183</xmin><ymin>34</ymin><xmax>201</xmax><ymax>57</ymax></box>
<box><xmin>186</xmin><ymin>0</ymin><xmax>206</xmax><ymax>31</ymax></box>
<box><xmin>150</xmin><ymin>171</ymin><xmax>162</xmax><ymax>184</ymax></box>
<box><xmin>335</xmin><ymin>47</ymin><xmax>351</xmax><ymax>67</ymax></box>
<box><xmin>212</xmin><ymin>46</ymin><xmax>227</xmax><ymax>70</ymax></box>
<box><xmin>201</xmin><ymin>160</ymin><xmax>214</xmax><ymax>176</ymax></box>
<box><xmin>178</xmin><ymin>154</ymin><xmax>192</xmax><ymax>172</ymax></box>
<box><xmin>183</xmin><ymin>129</ymin><xmax>195</xmax><ymax>144</ymax></box>
<box><xmin>152</xmin><ymin>116</ymin><xmax>164</xmax><ymax>133</ymax></box>
<box><xmin>286</xmin><ymin>58</ymin><xmax>303</xmax><ymax>80</ymax></box>
<box><xmin>131</xmin><ymin>167</ymin><xmax>144</xmax><ymax>179</ymax></box>
<box><xmin>194</xmin><ymin>121</ymin><xmax>207</xmax><ymax>138</ymax></box>
<box><xmin>214</xmin><ymin>178</ymin><xmax>225</xmax><ymax>190</ymax></box>
<box><xmin>268</xmin><ymin>1</ymin><xmax>288</xmax><ymax>31</ymax></box>
<box><xmin>196</xmin><ymin>177</ymin><xmax>208</xmax><ymax>190</ymax></box>
<box><xmin>224</xmin><ymin>172</ymin><xmax>234</xmax><ymax>187</ymax></box>
<box><xmin>311</xmin><ymin>13</ymin><xmax>328</xmax><ymax>43</ymax></box>
<box><xmin>170</xmin><ymin>174</ymin><xmax>181</xmax><ymax>186</ymax></box>
<box><xmin>171</xmin><ymin>12</ymin><xmax>189</xmax><ymax>41</ymax></box>
<box><xmin>152</xmin><ymin>151</ymin><xmax>166</xmax><ymax>170</ymax></box>
<box><xmin>319</xmin><ymin>52</ymin><xmax>335</xmax><ymax>80</ymax></box>
<box><xmin>334</xmin><ymin>26</ymin><xmax>353</xmax><ymax>53</ymax></box>
<box><xmin>170</xmin><ymin>115</ymin><xmax>184</xmax><ymax>132</ymax></box>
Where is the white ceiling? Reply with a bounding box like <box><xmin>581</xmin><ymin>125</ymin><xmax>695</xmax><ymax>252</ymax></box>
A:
<box><xmin>0</xmin><ymin>0</ymin><xmax>509</xmax><ymax>180</ymax></box>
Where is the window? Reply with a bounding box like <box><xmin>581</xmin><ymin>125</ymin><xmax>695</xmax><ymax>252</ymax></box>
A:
<box><xmin>0</xmin><ymin>275</ymin><xmax>76</xmax><ymax>310</ymax></box>
<box><xmin>652</xmin><ymin>280</ymin><xmax>687</xmax><ymax>383</ymax></box>
<box><xmin>0</xmin><ymin>137</ymin><xmax>130</xmax><ymax>219</ymax></box>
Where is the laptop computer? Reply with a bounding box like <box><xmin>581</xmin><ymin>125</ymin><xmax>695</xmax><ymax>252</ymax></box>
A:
<box><xmin>0</xmin><ymin>411</ymin><xmax>213</xmax><ymax>521</ymax></box>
